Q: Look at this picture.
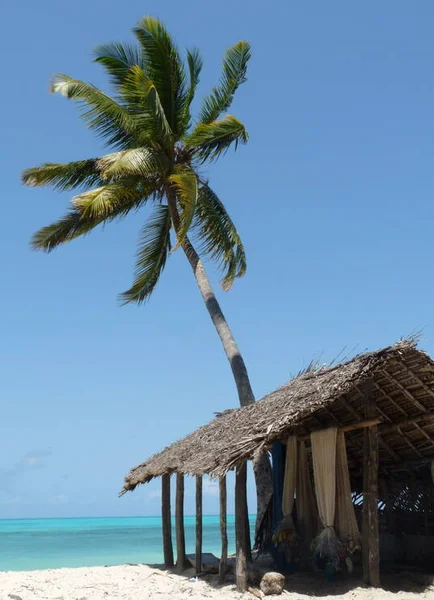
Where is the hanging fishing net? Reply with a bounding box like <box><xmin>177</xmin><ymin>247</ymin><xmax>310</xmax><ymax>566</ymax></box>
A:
<box><xmin>296</xmin><ymin>440</ymin><xmax>318</xmax><ymax>555</ymax></box>
<box><xmin>311</xmin><ymin>427</ymin><xmax>344</xmax><ymax>559</ymax></box>
<box><xmin>335</xmin><ymin>432</ymin><xmax>361</xmax><ymax>554</ymax></box>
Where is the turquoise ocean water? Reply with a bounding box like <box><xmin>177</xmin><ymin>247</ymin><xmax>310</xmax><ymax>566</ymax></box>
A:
<box><xmin>0</xmin><ymin>516</ymin><xmax>253</xmax><ymax>572</ymax></box>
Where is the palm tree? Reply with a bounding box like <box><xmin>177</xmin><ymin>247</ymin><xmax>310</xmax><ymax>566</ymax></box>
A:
<box><xmin>22</xmin><ymin>16</ymin><xmax>271</xmax><ymax>531</ymax></box>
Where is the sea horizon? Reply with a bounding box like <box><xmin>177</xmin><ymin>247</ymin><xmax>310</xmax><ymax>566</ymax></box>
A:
<box><xmin>0</xmin><ymin>513</ymin><xmax>237</xmax><ymax>521</ymax></box>
<box><xmin>0</xmin><ymin>514</ymin><xmax>255</xmax><ymax>572</ymax></box>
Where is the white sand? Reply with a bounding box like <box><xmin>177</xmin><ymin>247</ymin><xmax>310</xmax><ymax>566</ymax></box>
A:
<box><xmin>0</xmin><ymin>564</ymin><xmax>433</xmax><ymax>600</ymax></box>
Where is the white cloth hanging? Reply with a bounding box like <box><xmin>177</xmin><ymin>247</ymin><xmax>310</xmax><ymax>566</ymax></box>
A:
<box><xmin>297</xmin><ymin>440</ymin><xmax>318</xmax><ymax>550</ymax></box>
<box><xmin>335</xmin><ymin>432</ymin><xmax>361</xmax><ymax>551</ymax></box>
<box><xmin>311</xmin><ymin>427</ymin><xmax>337</xmax><ymax>530</ymax></box>
<box><xmin>282</xmin><ymin>436</ymin><xmax>297</xmax><ymax>516</ymax></box>
<box><xmin>311</xmin><ymin>427</ymin><xmax>343</xmax><ymax>557</ymax></box>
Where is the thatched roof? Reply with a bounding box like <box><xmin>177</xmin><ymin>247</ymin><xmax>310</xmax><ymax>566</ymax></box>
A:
<box><xmin>122</xmin><ymin>339</ymin><xmax>434</xmax><ymax>494</ymax></box>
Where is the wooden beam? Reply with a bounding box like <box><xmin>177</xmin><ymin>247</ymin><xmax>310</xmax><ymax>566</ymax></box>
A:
<box><xmin>381</xmin><ymin>369</ymin><xmax>428</xmax><ymax>413</ymax></box>
<box><xmin>413</xmin><ymin>421</ymin><xmax>434</xmax><ymax>449</ymax></box>
<box><xmin>341</xmin><ymin>394</ymin><xmax>401</xmax><ymax>464</ymax></box>
<box><xmin>398</xmin><ymin>453</ymin><xmax>434</xmax><ymax>467</ymax></box>
<box><xmin>397</xmin><ymin>427</ymin><xmax>423</xmax><ymax>458</ymax></box>
<box><xmin>379</xmin><ymin>411</ymin><xmax>434</xmax><ymax>433</ymax></box>
<box><xmin>391</xmin><ymin>359</ymin><xmax>434</xmax><ymax>403</ymax></box>
<box><xmin>297</xmin><ymin>417</ymin><xmax>381</xmax><ymax>441</ymax></box>
<box><xmin>235</xmin><ymin>462</ymin><xmax>248</xmax><ymax>593</ymax></box>
<box><xmin>195</xmin><ymin>476</ymin><xmax>203</xmax><ymax>575</ymax></box>
<box><xmin>379</xmin><ymin>438</ymin><xmax>401</xmax><ymax>462</ymax></box>
<box><xmin>175</xmin><ymin>473</ymin><xmax>187</xmax><ymax>573</ymax></box>
<box><xmin>339</xmin><ymin>394</ymin><xmax>362</xmax><ymax>420</ymax></box>
<box><xmin>375</xmin><ymin>381</ymin><xmax>408</xmax><ymax>416</ymax></box>
<box><xmin>362</xmin><ymin>381</ymin><xmax>380</xmax><ymax>587</ymax></box>
<box><xmin>342</xmin><ymin>389</ymin><xmax>401</xmax><ymax>462</ymax></box>
<box><xmin>219</xmin><ymin>476</ymin><xmax>228</xmax><ymax>583</ymax></box>
<box><xmin>161</xmin><ymin>474</ymin><xmax>174</xmax><ymax>568</ymax></box>
<box><xmin>338</xmin><ymin>395</ymin><xmax>397</xmax><ymax>464</ymax></box>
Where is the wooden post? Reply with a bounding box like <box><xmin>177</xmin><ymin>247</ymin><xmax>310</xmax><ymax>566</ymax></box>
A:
<box><xmin>195</xmin><ymin>475</ymin><xmax>203</xmax><ymax>575</ymax></box>
<box><xmin>219</xmin><ymin>476</ymin><xmax>228</xmax><ymax>583</ymax></box>
<box><xmin>362</xmin><ymin>380</ymin><xmax>380</xmax><ymax>587</ymax></box>
<box><xmin>245</xmin><ymin>494</ymin><xmax>252</xmax><ymax>563</ymax></box>
<box><xmin>243</xmin><ymin>465</ymin><xmax>251</xmax><ymax>562</ymax></box>
<box><xmin>235</xmin><ymin>462</ymin><xmax>248</xmax><ymax>592</ymax></box>
<box><xmin>175</xmin><ymin>473</ymin><xmax>187</xmax><ymax>572</ymax></box>
<box><xmin>161</xmin><ymin>474</ymin><xmax>174</xmax><ymax>568</ymax></box>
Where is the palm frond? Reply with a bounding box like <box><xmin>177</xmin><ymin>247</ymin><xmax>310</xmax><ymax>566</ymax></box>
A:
<box><xmin>168</xmin><ymin>167</ymin><xmax>198</xmax><ymax>248</ymax></box>
<box><xmin>179</xmin><ymin>47</ymin><xmax>203</xmax><ymax>131</ymax></box>
<box><xmin>31</xmin><ymin>210</ymin><xmax>107</xmax><ymax>252</ymax></box>
<box><xmin>194</xmin><ymin>183</ymin><xmax>246</xmax><ymax>290</ymax></box>
<box><xmin>184</xmin><ymin>115</ymin><xmax>248</xmax><ymax>162</ymax></box>
<box><xmin>120</xmin><ymin>204</ymin><xmax>172</xmax><ymax>304</ymax></box>
<box><xmin>97</xmin><ymin>147</ymin><xmax>169</xmax><ymax>180</ymax></box>
<box><xmin>93</xmin><ymin>42</ymin><xmax>142</xmax><ymax>87</ymax></box>
<box><xmin>133</xmin><ymin>16</ymin><xmax>186</xmax><ymax>136</ymax></box>
<box><xmin>186</xmin><ymin>48</ymin><xmax>203</xmax><ymax>107</ymax></box>
<box><xmin>51</xmin><ymin>74</ymin><xmax>146</xmax><ymax>148</ymax></box>
<box><xmin>21</xmin><ymin>159</ymin><xmax>102</xmax><ymax>191</ymax></box>
<box><xmin>199</xmin><ymin>41</ymin><xmax>251</xmax><ymax>124</ymax></box>
<box><xmin>32</xmin><ymin>181</ymin><xmax>152</xmax><ymax>252</ymax></box>
<box><xmin>120</xmin><ymin>65</ymin><xmax>172</xmax><ymax>144</ymax></box>
<box><xmin>71</xmin><ymin>180</ymin><xmax>152</xmax><ymax>220</ymax></box>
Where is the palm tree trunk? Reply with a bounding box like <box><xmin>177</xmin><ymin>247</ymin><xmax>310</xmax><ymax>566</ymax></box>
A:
<box><xmin>183</xmin><ymin>240</ymin><xmax>255</xmax><ymax>406</ymax></box>
<box><xmin>167</xmin><ymin>194</ymin><xmax>273</xmax><ymax>537</ymax></box>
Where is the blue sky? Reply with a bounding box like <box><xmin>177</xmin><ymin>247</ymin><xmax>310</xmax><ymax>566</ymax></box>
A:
<box><xmin>2</xmin><ymin>0</ymin><xmax>434</xmax><ymax>519</ymax></box>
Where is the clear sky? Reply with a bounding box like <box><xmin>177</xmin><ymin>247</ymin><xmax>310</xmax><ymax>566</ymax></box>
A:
<box><xmin>2</xmin><ymin>0</ymin><xmax>434</xmax><ymax>519</ymax></box>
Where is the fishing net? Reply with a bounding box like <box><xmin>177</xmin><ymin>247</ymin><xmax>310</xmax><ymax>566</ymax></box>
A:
<box><xmin>297</xmin><ymin>440</ymin><xmax>318</xmax><ymax>552</ymax></box>
<box><xmin>311</xmin><ymin>427</ymin><xmax>344</xmax><ymax>558</ymax></box>
<box><xmin>335</xmin><ymin>432</ymin><xmax>361</xmax><ymax>553</ymax></box>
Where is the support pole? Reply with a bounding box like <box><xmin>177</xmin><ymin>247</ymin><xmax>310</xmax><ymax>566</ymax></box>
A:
<box><xmin>362</xmin><ymin>380</ymin><xmax>380</xmax><ymax>587</ymax></box>
<box><xmin>175</xmin><ymin>473</ymin><xmax>187</xmax><ymax>572</ymax></box>
<box><xmin>245</xmin><ymin>495</ymin><xmax>252</xmax><ymax>563</ymax></box>
<box><xmin>235</xmin><ymin>462</ymin><xmax>248</xmax><ymax>592</ymax></box>
<box><xmin>161</xmin><ymin>474</ymin><xmax>174</xmax><ymax>568</ymax></box>
<box><xmin>219</xmin><ymin>476</ymin><xmax>228</xmax><ymax>583</ymax></box>
<box><xmin>195</xmin><ymin>475</ymin><xmax>203</xmax><ymax>575</ymax></box>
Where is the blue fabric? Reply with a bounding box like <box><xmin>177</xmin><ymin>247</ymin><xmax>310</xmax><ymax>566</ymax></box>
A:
<box><xmin>272</xmin><ymin>441</ymin><xmax>285</xmax><ymax>530</ymax></box>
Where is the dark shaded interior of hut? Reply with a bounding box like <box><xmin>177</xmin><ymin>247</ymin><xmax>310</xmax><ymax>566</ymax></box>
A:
<box><xmin>268</xmin><ymin>433</ymin><xmax>434</xmax><ymax>580</ymax></box>
<box><xmin>122</xmin><ymin>340</ymin><xmax>434</xmax><ymax>593</ymax></box>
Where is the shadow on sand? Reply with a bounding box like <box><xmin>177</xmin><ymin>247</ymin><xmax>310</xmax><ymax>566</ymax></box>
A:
<box><xmin>146</xmin><ymin>561</ymin><xmax>434</xmax><ymax>597</ymax></box>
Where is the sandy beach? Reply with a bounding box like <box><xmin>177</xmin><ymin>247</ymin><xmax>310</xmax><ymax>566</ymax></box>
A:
<box><xmin>1</xmin><ymin>564</ymin><xmax>433</xmax><ymax>600</ymax></box>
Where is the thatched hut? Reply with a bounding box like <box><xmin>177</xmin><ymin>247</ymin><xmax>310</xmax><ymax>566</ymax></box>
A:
<box><xmin>122</xmin><ymin>340</ymin><xmax>434</xmax><ymax>591</ymax></box>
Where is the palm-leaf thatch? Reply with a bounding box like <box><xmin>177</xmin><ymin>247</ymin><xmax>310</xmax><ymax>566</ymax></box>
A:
<box><xmin>122</xmin><ymin>339</ymin><xmax>434</xmax><ymax>494</ymax></box>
